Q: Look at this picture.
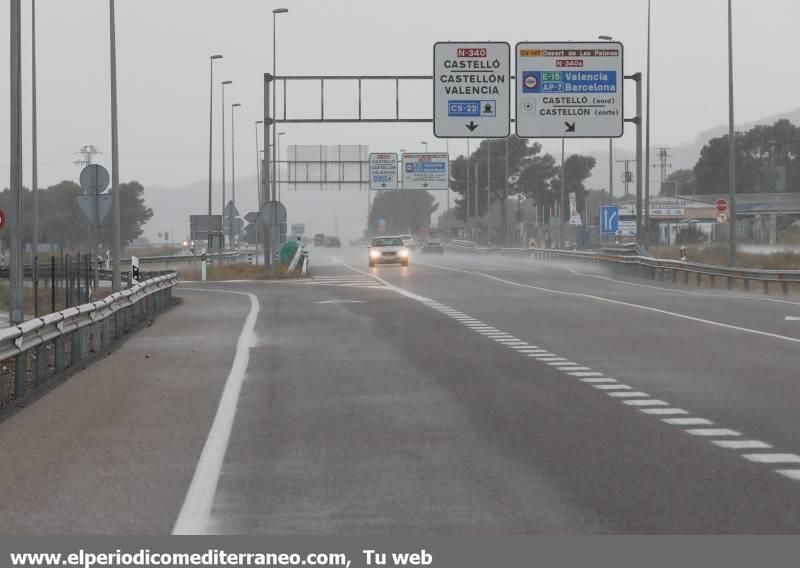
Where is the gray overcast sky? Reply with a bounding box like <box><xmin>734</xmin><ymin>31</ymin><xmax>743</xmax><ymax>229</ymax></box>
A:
<box><xmin>2</xmin><ymin>0</ymin><xmax>799</xmax><ymax>238</ymax></box>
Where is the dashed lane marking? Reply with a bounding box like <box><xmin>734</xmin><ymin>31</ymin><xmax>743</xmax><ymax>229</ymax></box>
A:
<box><xmin>335</xmin><ymin>259</ymin><xmax>800</xmax><ymax>484</ymax></box>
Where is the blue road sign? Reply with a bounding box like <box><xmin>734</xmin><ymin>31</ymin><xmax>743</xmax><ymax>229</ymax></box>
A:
<box><xmin>600</xmin><ymin>206</ymin><xmax>619</xmax><ymax>234</ymax></box>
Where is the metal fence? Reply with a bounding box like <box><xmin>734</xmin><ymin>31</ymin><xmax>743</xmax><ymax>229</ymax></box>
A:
<box><xmin>446</xmin><ymin>242</ymin><xmax>800</xmax><ymax>296</ymax></box>
<box><xmin>0</xmin><ymin>272</ymin><xmax>178</xmax><ymax>411</ymax></box>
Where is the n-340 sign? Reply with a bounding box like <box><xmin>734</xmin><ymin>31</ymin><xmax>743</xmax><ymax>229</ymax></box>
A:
<box><xmin>433</xmin><ymin>42</ymin><xmax>511</xmax><ymax>138</ymax></box>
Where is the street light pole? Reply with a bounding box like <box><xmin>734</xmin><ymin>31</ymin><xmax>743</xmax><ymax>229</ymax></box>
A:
<box><xmin>644</xmin><ymin>0</ymin><xmax>652</xmax><ymax>248</ymax></box>
<box><xmin>9</xmin><ymin>0</ymin><xmax>23</xmax><ymax>327</ymax></box>
<box><xmin>272</xmin><ymin>8</ymin><xmax>288</xmax><ymax>205</ymax></box>
<box><xmin>727</xmin><ymin>0</ymin><xmax>737</xmax><ymax>266</ymax></box>
<box><xmin>599</xmin><ymin>35</ymin><xmax>614</xmax><ymax>200</ymax></box>
<box><xmin>221</xmin><ymin>80</ymin><xmax>232</xmax><ymax>247</ymax></box>
<box><xmin>277</xmin><ymin>132</ymin><xmax>285</xmax><ymax>202</ymax></box>
<box><xmin>207</xmin><ymin>55</ymin><xmax>222</xmax><ymax>216</ymax></box>
<box><xmin>255</xmin><ymin>120</ymin><xmax>263</xmax><ymax>206</ymax></box>
<box><xmin>31</xmin><ymin>0</ymin><xmax>39</xmax><ymax>292</ymax></box>
<box><xmin>231</xmin><ymin>103</ymin><xmax>241</xmax><ymax>249</ymax></box>
<box><xmin>109</xmin><ymin>0</ymin><xmax>122</xmax><ymax>292</ymax></box>
<box><xmin>560</xmin><ymin>138</ymin><xmax>566</xmax><ymax>248</ymax></box>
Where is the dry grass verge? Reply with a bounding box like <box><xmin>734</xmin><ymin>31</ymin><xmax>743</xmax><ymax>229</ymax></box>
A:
<box><xmin>178</xmin><ymin>263</ymin><xmax>309</xmax><ymax>281</ymax></box>
<box><xmin>650</xmin><ymin>245</ymin><xmax>800</xmax><ymax>271</ymax></box>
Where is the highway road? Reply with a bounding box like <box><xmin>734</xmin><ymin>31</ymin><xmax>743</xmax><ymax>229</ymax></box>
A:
<box><xmin>1</xmin><ymin>245</ymin><xmax>800</xmax><ymax>534</ymax></box>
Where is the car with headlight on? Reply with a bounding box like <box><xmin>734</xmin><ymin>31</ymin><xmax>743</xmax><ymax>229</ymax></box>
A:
<box><xmin>368</xmin><ymin>236</ymin><xmax>409</xmax><ymax>267</ymax></box>
<box><xmin>421</xmin><ymin>237</ymin><xmax>445</xmax><ymax>254</ymax></box>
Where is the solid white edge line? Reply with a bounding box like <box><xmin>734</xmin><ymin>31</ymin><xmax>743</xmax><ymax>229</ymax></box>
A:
<box><xmin>172</xmin><ymin>289</ymin><xmax>260</xmax><ymax>535</ymax></box>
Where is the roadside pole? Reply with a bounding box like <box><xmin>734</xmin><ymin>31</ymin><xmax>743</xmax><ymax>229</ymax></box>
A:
<box><xmin>9</xmin><ymin>0</ymin><xmax>24</xmax><ymax>327</ymax></box>
<box><xmin>263</xmin><ymin>73</ymin><xmax>272</xmax><ymax>268</ymax></box>
<box><xmin>109</xmin><ymin>0</ymin><xmax>122</xmax><ymax>292</ymax></box>
<box><xmin>625</xmin><ymin>73</ymin><xmax>643</xmax><ymax>246</ymax></box>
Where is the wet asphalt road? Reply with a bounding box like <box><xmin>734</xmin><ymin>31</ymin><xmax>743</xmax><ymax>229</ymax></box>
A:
<box><xmin>1</xmin><ymin>245</ymin><xmax>800</xmax><ymax>534</ymax></box>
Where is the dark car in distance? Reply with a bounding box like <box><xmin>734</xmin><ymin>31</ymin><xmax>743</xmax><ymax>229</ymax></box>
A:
<box><xmin>313</xmin><ymin>233</ymin><xmax>326</xmax><ymax>246</ymax></box>
<box><xmin>325</xmin><ymin>236</ymin><xmax>342</xmax><ymax>248</ymax></box>
<box><xmin>421</xmin><ymin>238</ymin><xmax>445</xmax><ymax>254</ymax></box>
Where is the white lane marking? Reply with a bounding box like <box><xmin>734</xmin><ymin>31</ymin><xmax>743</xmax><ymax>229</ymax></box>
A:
<box><xmin>786</xmin><ymin>316</ymin><xmax>800</xmax><ymax>321</ymax></box>
<box><xmin>580</xmin><ymin>378</ymin><xmax>618</xmax><ymax>383</ymax></box>
<box><xmin>510</xmin><ymin>345</ymin><xmax>536</xmax><ymax>350</ymax></box>
<box><xmin>623</xmin><ymin>400</ymin><xmax>669</xmax><ymax>407</ymax></box>
<box><xmin>607</xmin><ymin>391</ymin><xmax>650</xmax><ymax>398</ymax></box>
<box><xmin>516</xmin><ymin>348</ymin><xmax>542</xmax><ymax>352</ymax></box>
<box><xmin>555</xmin><ymin>366</ymin><xmax>591</xmax><ymax>371</ymax></box>
<box><xmin>416</xmin><ymin>262</ymin><xmax>800</xmax><ymax>346</ymax></box>
<box><xmin>173</xmin><ymin>289</ymin><xmax>260</xmax><ymax>535</ymax></box>
<box><xmin>537</xmin><ymin>357</ymin><xmax>567</xmax><ymax>362</ymax></box>
<box><xmin>776</xmin><ymin>470</ymin><xmax>800</xmax><ymax>480</ymax></box>
<box><xmin>593</xmin><ymin>384</ymin><xmax>632</xmax><ymax>390</ymax></box>
<box><xmin>712</xmin><ymin>440</ymin><xmax>772</xmax><ymax>449</ymax></box>
<box><xmin>568</xmin><ymin>371</ymin><xmax>605</xmax><ymax>377</ymax></box>
<box><xmin>547</xmin><ymin>361</ymin><xmax>580</xmax><ymax>366</ymax></box>
<box><xmin>685</xmin><ymin>428</ymin><xmax>741</xmax><ymax>437</ymax></box>
<box><xmin>742</xmin><ymin>453</ymin><xmax>800</xmax><ymax>464</ymax></box>
<box><xmin>662</xmin><ymin>418</ymin><xmax>714</xmax><ymax>426</ymax></box>
<box><xmin>528</xmin><ymin>354</ymin><xmax>558</xmax><ymax>358</ymax></box>
<box><xmin>316</xmin><ymin>300</ymin><xmax>366</xmax><ymax>304</ymax></box>
<box><xmin>640</xmin><ymin>408</ymin><xmax>689</xmax><ymax>415</ymax></box>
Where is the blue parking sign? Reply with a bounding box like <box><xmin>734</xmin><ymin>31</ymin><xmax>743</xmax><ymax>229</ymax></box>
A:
<box><xmin>600</xmin><ymin>206</ymin><xmax>619</xmax><ymax>234</ymax></box>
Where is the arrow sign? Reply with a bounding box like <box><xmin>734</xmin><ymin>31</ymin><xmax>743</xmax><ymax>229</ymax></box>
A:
<box><xmin>565</xmin><ymin>121</ymin><xmax>576</xmax><ymax>133</ymax></box>
<box><xmin>466</xmin><ymin>121</ymin><xmax>479</xmax><ymax>132</ymax></box>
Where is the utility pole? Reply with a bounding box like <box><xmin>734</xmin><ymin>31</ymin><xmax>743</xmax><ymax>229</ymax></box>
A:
<box><xmin>727</xmin><ymin>0</ymin><xmax>737</xmax><ymax>266</ymax></box>
<box><xmin>653</xmin><ymin>147</ymin><xmax>672</xmax><ymax>194</ymax></box>
<box><xmin>617</xmin><ymin>159</ymin><xmax>635</xmax><ymax>197</ymax></box>
<box><xmin>74</xmin><ymin>145</ymin><xmax>100</xmax><ymax>167</ymax></box>
<box><xmin>560</xmin><ymin>138</ymin><xmax>566</xmax><ymax>248</ymax></box>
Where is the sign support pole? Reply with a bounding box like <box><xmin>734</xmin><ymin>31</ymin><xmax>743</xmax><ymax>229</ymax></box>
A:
<box><xmin>626</xmin><ymin>73</ymin><xmax>644</xmax><ymax>247</ymax></box>
<box><xmin>263</xmin><ymin>73</ymin><xmax>272</xmax><ymax>268</ymax></box>
<box><xmin>109</xmin><ymin>0</ymin><xmax>122</xmax><ymax>292</ymax></box>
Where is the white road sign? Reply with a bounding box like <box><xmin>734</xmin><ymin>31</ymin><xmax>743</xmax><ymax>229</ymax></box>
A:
<box><xmin>434</xmin><ymin>42</ymin><xmax>511</xmax><ymax>138</ymax></box>
<box><xmin>516</xmin><ymin>42</ymin><xmax>624</xmax><ymax>138</ymax></box>
<box><xmin>369</xmin><ymin>153</ymin><xmax>399</xmax><ymax>190</ymax></box>
<box><xmin>402</xmin><ymin>153</ymin><xmax>449</xmax><ymax>190</ymax></box>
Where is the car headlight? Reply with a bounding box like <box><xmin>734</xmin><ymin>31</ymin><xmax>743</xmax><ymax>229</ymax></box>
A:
<box><xmin>399</xmin><ymin>249</ymin><xmax>409</xmax><ymax>257</ymax></box>
<box><xmin>369</xmin><ymin>249</ymin><xmax>381</xmax><ymax>258</ymax></box>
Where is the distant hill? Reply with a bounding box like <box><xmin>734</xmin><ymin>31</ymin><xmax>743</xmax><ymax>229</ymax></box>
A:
<box><xmin>585</xmin><ymin>106</ymin><xmax>800</xmax><ymax>192</ymax></box>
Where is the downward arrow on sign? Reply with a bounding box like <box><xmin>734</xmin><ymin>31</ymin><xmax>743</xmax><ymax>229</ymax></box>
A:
<box><xmin>466</xmin><ymin>121</ymin><xmax>479</xmax><ymax>132</ymax></box>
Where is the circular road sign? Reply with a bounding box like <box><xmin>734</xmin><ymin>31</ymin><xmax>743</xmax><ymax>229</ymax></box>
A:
<box><xmin>79</xmin><ymin>164</ymin><xmax>110</xmax><ymax>195</ymax></box>
<box><xmin>0</xmin><ymin>209</ymin><xmax>5</xmax><ymax>230</ymax></box>
<box><xmin>717</xmin><ymin>211</ymin><xmax>730</xmax><ymax>224</ymax></box>
<box><xmin>259</xmin><ymin>200</ymin><xmax>287</xmax><ymax>228</ymax></box>
<box><xmin>715</xmin><ymin>198</ymin><xmax>728</xmax><ymax>212</ymax></box>
<box><xmin>523</xmin><ymin>74</ymin><xmax>538</xmax><ymax>90</ymax></box>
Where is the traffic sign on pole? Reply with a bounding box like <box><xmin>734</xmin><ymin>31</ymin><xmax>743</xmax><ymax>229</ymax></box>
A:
<box><xmin>369</xmin><ymin>153</ymin><xmax>399</xmax><ymax>190</ymax></box>
<box><xmin>0</xmin><ymin>209</ymin><xmax>5</xmax><ymax>231</ymax></box>
<box><xmin>717</xmin><ymin>211</ymin><xmax>730</xmax><ymax>224</ymax></box>
<box><xmin>79</xmin><ymin>164</ymin><xmax>110</xmax><ymax>195</ymax></box>
<box><xmin>402</xmin><ymin>153</ymin><xmax>449</xmax><ymax>190</ymax></box>
<box><xmin>434</xmin><ymin>42</ymin><xmax>511</xmax><ymax>138</ymax></box>
<box><xmin>515</xmin><ymin>42</ymin><xmax>624</xmax><ymax>138</ymax></box>
<box><xmin>715</xmin><ymin>199</ymin><xmax>729</xmax><ymax>212</ymax></box>
<box><xmin>600</xmin><ymin>206</ymin><xmax>619</xmax><ymax>234</ymax></box>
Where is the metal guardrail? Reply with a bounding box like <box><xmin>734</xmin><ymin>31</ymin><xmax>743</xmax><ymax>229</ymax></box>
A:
<box><xmin>0</xmin><ymin>272</ymin><xmax>178</xmax><ymax>410</ymax></box>
<box><xmin>448</xmin><ymin>242</ymin><xmax>800</xmax><ymax>296</ymax></box>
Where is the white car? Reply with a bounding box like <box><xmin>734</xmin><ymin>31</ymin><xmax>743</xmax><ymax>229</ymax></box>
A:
<box><xmin>368</xmin><ymin>236</ymin><xmax>409</xmax><ymax>267</ymax></box>
<box><xmin>398</xmin><ymin>234</ymin><xmax>415</xmax><ymax>250</ymax></box>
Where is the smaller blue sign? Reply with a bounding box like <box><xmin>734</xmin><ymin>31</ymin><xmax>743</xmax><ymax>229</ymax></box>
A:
<box><xmin>448</xmin><ymin>100</ymin><xmax>497</xmax><ymax>117</ymax></box>
<box><xmin>600</xmin><ymin>206</ymin><xmax>619</xmax><ymax>234</ymax></box>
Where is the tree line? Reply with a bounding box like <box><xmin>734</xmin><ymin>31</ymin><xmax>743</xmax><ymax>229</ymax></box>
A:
<box><xmin>666</xmin><ymin>119</ymin><xmax>800</xmax><ymax>195</ymax></box>
<box><xmin>0</xmin><ymin>180</ymin><xmax>153</xmax><ymax>252</ymax></box>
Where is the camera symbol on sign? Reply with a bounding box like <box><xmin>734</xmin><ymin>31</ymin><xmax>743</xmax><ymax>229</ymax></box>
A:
<box><xmin>521</xmin><ymin>100</ymin><xmax>536</xmax><ymax>114</ymax></box>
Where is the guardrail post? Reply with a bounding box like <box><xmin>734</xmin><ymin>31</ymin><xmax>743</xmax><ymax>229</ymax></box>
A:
<box><xmin>763</xmin><ymin>281</ymin><xmax>769</xmax><ymax>295</ymax></box>
<box><xmin>35</xmin><ymin>343</ymin><xmax>48</xmax><ymax>386</ymax></box>
<box><xmin>672</xmin><ymin>269</ymin><xmax>677</xmax><ymax>284</ymax></box>
<box><xmin>80</xmin><ymin>327</ymin><xmax>89</xmax><ymax>361</ymax></box>
<box><xmin>70</xmin><ymin>330</ymin><xmax>80</xmax><ymax>366</ymax></box>
<box><xmin>709</xmin><ymin>275</ymin><xmax>716</xmax><ymax>288</ymax></box>
<box><xmin>683</xmin><ymin>270</ymin><xmax>689</xmax><ymax>286</ymax></box>
<box><xmin>55</xmin><ymin>336</ymin><xmax>65</xmax><ymax>374</ymax></box>
<box><xmin>696</xmin><ymin>272</ymin><xmax>702</xmax><ymax>287</ymax></box>
<box><xmin>783</xmin><ymin>281</ymin><xmax>789</xmax><ymax>296</ymax></box>
<box><xmin>743</xmin><ymin>278</ymin><xmax>750</xmax><ymax>291</ymax></box>
<box><xmin>727</xmin><ymin>276</ymin><xmax>734</xmax><ymax>290</ymax></box>
<box><xmin>14</xmin><ymin>353</ymin><xmax>27</xmax><ymax>400</ymax></box>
